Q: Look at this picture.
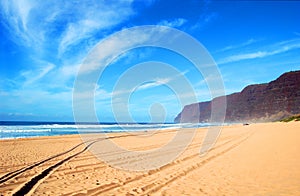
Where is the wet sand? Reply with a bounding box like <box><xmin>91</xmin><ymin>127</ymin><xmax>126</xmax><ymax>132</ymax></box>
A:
<box><xmin>0</xmin><ymin>122</ymin><xmax>299</xmax><ymax>195</ymax></box>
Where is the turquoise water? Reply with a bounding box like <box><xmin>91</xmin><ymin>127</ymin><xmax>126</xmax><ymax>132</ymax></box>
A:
<box><xmin>0</xmin><ymin>121</ymin><xmax>208</xmax><ymax>139</ymax></box>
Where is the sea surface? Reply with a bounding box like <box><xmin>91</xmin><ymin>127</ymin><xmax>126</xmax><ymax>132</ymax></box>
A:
<box><xmin>0</xmin><ymin>121</ymin><xmax>209</xmax><ymax>140</ymax></box>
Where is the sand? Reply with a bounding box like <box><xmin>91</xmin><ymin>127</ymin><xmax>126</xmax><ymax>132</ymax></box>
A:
<box><xmin>0</xmin><ymin>122</ymin><xmax>299</xmax><ymax>195</ymax></box>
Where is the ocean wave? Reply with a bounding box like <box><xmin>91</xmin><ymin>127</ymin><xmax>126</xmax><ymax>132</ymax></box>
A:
<box><xmin>0</xmin><ymin>128</ymin><xmax>52</xmax><ymax>133</ymax></box>
<box><xmin>0</xmin><ymin>123</ymin><xmax>183</xmax><ymax>130</ymax></box>
<box><xmin>0</xmin><ymin>123</ymin><xmax>211</xmax><ymax>139</ymax></box>
<box><xmin>0</xmin><ymin>123</ymin><xmax>204</xmax><ymax>132</ymax></box>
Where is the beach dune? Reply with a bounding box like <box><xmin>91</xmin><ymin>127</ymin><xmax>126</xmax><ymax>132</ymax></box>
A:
<box><xmin>0</xmin><ymin>122</ymin><xmax>300</xmax><ymax>195</ymax></box>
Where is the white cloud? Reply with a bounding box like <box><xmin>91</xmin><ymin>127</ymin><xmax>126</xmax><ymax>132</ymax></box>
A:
<box><xmin>0</xmin><ymin>1</ymin><xmax>136</xmax><ymax>55</ymax></box>
<box><xmin>0</xmin><ymin>0</ymin><xmax>36</xmax><ymax>45</ymax></box>
<box><xmin>218</xmin><ymin>39</ymin><xmax>300</xmax><ymax>64</ymax></box>
<box><xmin>58</xmin><ymin>1</ymin><xmax>135</xmax><ymax>55</ymax></box>
<box><xmin>136</xmin><ymin>69</ymin><xmax>189</xmax><ymax>91</ymax></box>
<box><xmin>158</xmin><ymin>18</ymin><xmax>187</xmax><ymax>28</ymax></box>
<box><xmin>191</xmin><ymin>12</ymin><xmax>218</xmax><ymax>30</ymax></box>
<box><xmin>92</xmin><ymin>69</ymin><xmax>190</xmax><ymax>107</ymax></box>
<box><xmin>21</xmin><ymin>63</ymin><xmax>55</xmax><ymax>86</ymax></box>
<box><xmin>0</xmin><ymin>0</ymin><xmax>140</xmax><ymax>91</ymax></box>
<box><xmin>220</xmin><ymin>51</ymin><xmax>267</xmax><ymax>64</ymax></box>
<box><xmin>60</xmin><ymin>64</ymin><xmax>78</xmax><ymax>78</ymax></box>
<box><xmin>79</xmin><ymin>27</ymin><xmax>157</xmax><ymax>74</ymax></box>
<box><xmin>217</xmin><ymin>38</ymin><xmax>258</xmax><ymax>53</ymax></box>
<box><xmin>137</xmin><ymin>78</ymin><xmax>171</xmax><ymax>90</ymax></box>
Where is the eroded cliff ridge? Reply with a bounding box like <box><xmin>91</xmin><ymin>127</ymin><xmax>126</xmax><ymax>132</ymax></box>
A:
<box><xmin>175</xmin><ymin>71</ymin><xmax>300</xmax><ymax>123</ymax></box>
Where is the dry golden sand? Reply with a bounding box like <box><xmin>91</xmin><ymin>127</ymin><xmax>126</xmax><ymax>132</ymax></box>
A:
<box><xmin>0</xmin><ymin>122</ymin><xmax>300</xmax><ymax>195</ymax></box>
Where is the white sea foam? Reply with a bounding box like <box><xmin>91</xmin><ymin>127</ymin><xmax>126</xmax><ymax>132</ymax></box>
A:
<box><xmin>0</xmin><ymin>128</ymin><xmax>52</xmax><ymax>133</ymax></box>
<box><xmin>0</xmin><ymin>123</ymin><xmax>210</xmax><ymax>139</ymax></box>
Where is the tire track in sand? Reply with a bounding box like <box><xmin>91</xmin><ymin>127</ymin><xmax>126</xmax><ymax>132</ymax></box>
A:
<box><xmin>1</xmin><ymin>130</ymin><xmax>180</xmax><ymax>195</ymax></box>
<box><xmin>139</xmin><ymin>132</ymin><xmax>253</xmax><ymax>195</ymax></box>
<box><xmin>64</xmin><ymin>130</ymin><xmax>252</xmax><ymax>196</ymax></box>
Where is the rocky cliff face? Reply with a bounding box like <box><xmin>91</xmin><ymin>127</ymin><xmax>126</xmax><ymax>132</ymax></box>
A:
<box><xmin>175</xmin><ymin>70</ymin><xmax>300</xmax><ymax>123</ymax></box>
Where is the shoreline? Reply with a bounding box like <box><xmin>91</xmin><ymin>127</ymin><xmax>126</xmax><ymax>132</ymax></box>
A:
<box><xmin>0</xmin><ymin>122</ymin><xmax>209</xmax><ymax>141</ymax></box>
<box><xmin>0</xmin><ymin>121</ymin><xmax>278</xmax><ymax>141</ymax></box>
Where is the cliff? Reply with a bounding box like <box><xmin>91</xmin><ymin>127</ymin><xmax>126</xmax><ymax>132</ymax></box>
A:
<box><xmin>174</xmin><ymin>70</ymin><xmax>300</xmax><ymax>123</ymax></box>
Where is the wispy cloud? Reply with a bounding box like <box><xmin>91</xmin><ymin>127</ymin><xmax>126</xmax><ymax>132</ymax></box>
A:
<box><xmin>89</xmin><ymin>69</ymin><xmax>191</xmax><ymax>110</ymax></box>
<box><xmin>136</xmin><ymin>70</ymin><xmax>189</xmax><ymax>91</ymax></box>
<box><xmin>217</xmin><ymin>38</ymin><xmax>258</xmax><ymax>53</ymax></box>
<box><xmin>0</xmin><ymin>0</ymin><xmax>143</xmax><ymax>97</ymax></box>
<box><xmin>218</xmin><ymin>38</ymin><xmax>300</xmax><ymax>64</ymax></box>
<box><xmin>78</xmin><ymin>26</ymin><xmax>181</xmax><ymax>74</ymax></box>
<box><xmin>190</xmin><ymin>12</ymin><xmax>218</xmax><ymax>30</ymax></box>
<box><xmin>21</xmin><ymin>63</ymin><xmax>55</xmax><ymax>86</ymax></box>
<box><xmin>137</xmin><ymin>78</ymin><xmax>171</xmax><ymax>90</ymax></box>
<box><xmin>58</xmin><ymin>2</ymin><xmax>135</xmax><ymax>56</ymax></box>
<box><xmin>0</xmin><ymin>1</ymin><xmax>136</xmax><ymax>56</ymax></box>
<box><xmin>158</xmin><ymin>18</ymin><xmax>187</xmax><ymax>28</ymax></box>
<box><xmin>0</xmin><ymin>0</ymin><xmax>37</xmax><ymax>46</ymax></box>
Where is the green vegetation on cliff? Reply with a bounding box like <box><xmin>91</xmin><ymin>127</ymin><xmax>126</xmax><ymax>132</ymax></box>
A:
<box><xmin>280</xmin><ymin>114</ymin><xmax>300</xmax><ymax>122</ymax></box>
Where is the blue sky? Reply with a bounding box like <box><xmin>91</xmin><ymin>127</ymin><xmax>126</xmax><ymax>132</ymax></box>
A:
<box><xmin>1</xmin><ymin>0</ymin><xmax>300</xmax><ymax>122</ymax></box>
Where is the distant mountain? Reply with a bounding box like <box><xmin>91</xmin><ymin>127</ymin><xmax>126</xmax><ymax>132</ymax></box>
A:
<box><xmin>175</xmin><ymin>70</ymin><xmax>300</xmax><ymax>123</ymax></box>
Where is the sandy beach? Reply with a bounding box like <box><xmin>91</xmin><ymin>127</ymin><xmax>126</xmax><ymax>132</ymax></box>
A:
<box><xmin>1</xmin><ymin>122</ymin><xmax>300</xmax><ymax>195</ymax></box>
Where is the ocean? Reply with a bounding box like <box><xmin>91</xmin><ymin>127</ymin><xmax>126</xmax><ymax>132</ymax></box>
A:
<box><xmin>0</xmin><ymin>121</ymin><xmax>208</xmax><ymax>140</ymax></box>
